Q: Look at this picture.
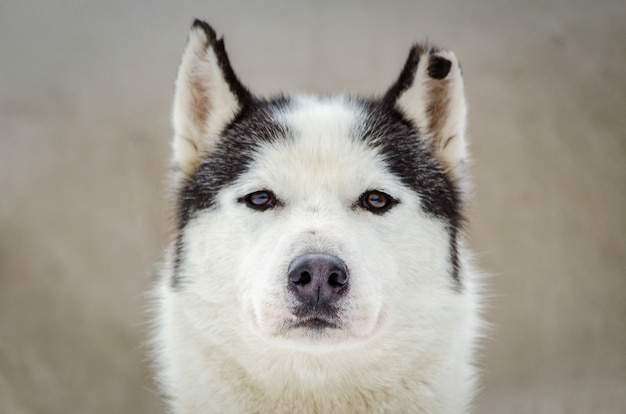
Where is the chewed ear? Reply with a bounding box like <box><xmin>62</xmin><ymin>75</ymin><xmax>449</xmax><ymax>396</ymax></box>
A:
<box><xmin>172</xmin><ymin>19</ymin><xmax>251</xmax><ymax>175</ymax></box>
<box><xmin>384</xmin><ymin>44</ymin><xmax>468</xmax><ymax>174</ymax></box>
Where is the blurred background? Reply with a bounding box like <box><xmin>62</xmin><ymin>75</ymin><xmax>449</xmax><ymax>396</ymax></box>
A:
<box><xmin>1</xmin><ymin>0</ymin><xmax>624</xmax><ymax>413</ymax></box>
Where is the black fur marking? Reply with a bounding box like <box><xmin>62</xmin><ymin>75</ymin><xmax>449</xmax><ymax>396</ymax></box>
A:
<box><xmin>176</xmin><ymin>97</ymin><xmax>291</xmax><ymax>229</ymax></box>
<box><xmin>428</xmin><ymin>55</ymin><xmax>452</xmax><ymax>79</ymax></box>
<box><xmin>173</xmin><ymin>231</ymin><xmax>185</xmax><ymax>288</ymax></box>
<box><xmin>383</xmin><ymin>45</ymin><xmax>421</xmax><ymax>105</ymax></box>
<box><xmin>358</xmin><ymin>99</ymin><xmax>463</xmax><ymax>285</ymax></box>
<box><xmin>359</xmin><ymin>100</ymin><xmax>462</xmax><ymax>226</ymax></box>
<box><xmin>172</xmin><ymin>97</ymin><xmax>292</xmax><ymax>287</ymax></box>
<box><xmin>449</xmin><ymin>226</ymin><xmax>461</xmax><ymax>290</ymax></box>
<box><xmin>213</xmin><ymin>37</ymin><xmax>253</xmax><ymax>105</ymax></box>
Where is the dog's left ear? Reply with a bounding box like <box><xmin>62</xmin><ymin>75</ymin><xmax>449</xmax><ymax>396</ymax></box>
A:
<box><xmin>384</xmin><ymin>44</ymin><xmax>468</xmax><ymax>173</ymax></box>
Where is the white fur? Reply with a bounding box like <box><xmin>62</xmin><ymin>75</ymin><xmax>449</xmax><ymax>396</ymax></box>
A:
<box><xmin>153</xmin><ymin>26</ymin><xmax>482</xmax><ymax>413</ymax></box>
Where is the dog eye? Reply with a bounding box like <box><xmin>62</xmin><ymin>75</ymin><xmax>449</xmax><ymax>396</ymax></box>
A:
<box><xmin>359</xmin><ymin>190</ymin><xmax>396</xmax><ymax>214</ymax></box>
<box><xmin>242</xmin><ymin>190</ymin><xmax>276</xmax><ymax>211</ymax></box>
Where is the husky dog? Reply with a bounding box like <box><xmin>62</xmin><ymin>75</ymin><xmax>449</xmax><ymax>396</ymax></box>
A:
<box><xmin>152</xmin><ymin>19</ymin><xmax>482</xmax><ymax>413</ymax></box>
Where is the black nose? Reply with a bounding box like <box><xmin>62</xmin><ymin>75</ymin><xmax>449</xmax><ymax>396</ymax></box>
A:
<box><xmin>288</xmin><ymin>254</ymin><xmax>349</xmax><ymax>306</ymax></box>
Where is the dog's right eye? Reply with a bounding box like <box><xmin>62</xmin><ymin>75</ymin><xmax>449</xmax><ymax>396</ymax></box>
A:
<box><xmin>241</xmin><ymin>190</ymin><xmax>277</xmax><ymax>211</ymax></box>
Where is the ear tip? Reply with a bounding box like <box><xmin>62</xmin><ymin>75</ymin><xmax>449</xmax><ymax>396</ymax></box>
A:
<box><xmin>410</xmin><ymin>41</ymin><xmax>440</xmax><ymax>57</ymax></box>
<box><xmin>190</xmin><ymin>19</ymin><xmax>217</xmax><ymax>44</ymax></box>
<box><xmin>409</xmin><ymin>43</ymin><xmax>425</xmax><ymax>56</ymax></box>
<box><xmin>411</xmin><ymin>42</ymin><xmax>458</xmax><ymax>58</ymax></box>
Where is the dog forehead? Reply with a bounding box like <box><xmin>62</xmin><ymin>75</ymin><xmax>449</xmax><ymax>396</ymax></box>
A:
<box><xmin>251</xmin><ymin>96</ymin><xmax>389</xmax><ymax>190</ymax></box>
<box><xmin>281</xmin><ymin>95</ymin><xmax>358</xmax><ymax>132</ymax></box>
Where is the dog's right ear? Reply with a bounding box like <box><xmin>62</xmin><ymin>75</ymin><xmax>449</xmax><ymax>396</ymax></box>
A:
<box><xmin>383</xmin><ymin>44</ymin><xmax>468</xmax><ymax>176</ymax></box>
<box><xmin>172</xmin><ymin>20</ymin><xmax>251</xmax><ymax>174</ymax></box>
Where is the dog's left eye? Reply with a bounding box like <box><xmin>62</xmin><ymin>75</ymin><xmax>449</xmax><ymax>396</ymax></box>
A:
<box><xmin>242</xmin><ymin>190</ymin><xmax>277</xmax><ymax>211</ymax></box>
<box><xmin>359</xmin><ymin>190</ymin><xmax>397</xmax><ymax>214</ymax></box>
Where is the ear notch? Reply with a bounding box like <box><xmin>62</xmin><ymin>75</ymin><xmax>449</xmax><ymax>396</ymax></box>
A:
<box><xmin>384</xmin><ymin>44</ymin><xmax>468</xmax><ymax>174</ymax></box>
<box><xmin>171</xmin><ymin>19</ymin><xmax>252</xmax><ymax>175</ymax></box>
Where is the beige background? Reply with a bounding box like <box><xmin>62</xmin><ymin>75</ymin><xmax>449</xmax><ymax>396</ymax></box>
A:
<box><xmin>1</xmin><ymin>1</ymin><xmax>625</xmax><ymax>413</ymax></box>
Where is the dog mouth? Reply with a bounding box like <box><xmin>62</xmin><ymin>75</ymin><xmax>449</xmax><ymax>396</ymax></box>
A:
<box><xmin>288</xmin><ymin>304</ymin><xmax>341</xmax><ymax>331</ymax></box>
<box><xmin>292</xmin><ymin>317</ymin><xmax>339</xmax><ymax>330</ymax></box>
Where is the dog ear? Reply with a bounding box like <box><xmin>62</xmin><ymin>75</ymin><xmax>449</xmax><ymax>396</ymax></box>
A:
<box><xmin>171</xmin><ymin>20</ymin><xmax>251</xmax><ymax>174</ymax></box>
<box><xmin>384</xmin><ymin>44</ymin><xmax>468</xmax><ymax>173</ymax></box>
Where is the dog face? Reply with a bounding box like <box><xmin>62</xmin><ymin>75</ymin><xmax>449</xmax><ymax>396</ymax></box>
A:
<box><xmin>168</xmin><ymin>20</ymin><xmax>468</xmax><ymax>351</ymax></box>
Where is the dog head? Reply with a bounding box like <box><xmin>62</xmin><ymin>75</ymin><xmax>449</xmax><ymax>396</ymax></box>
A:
<box><xmin>168</xmin><ymin>20</ymin><xmax>469</xmax><ymax>351</ymax></box>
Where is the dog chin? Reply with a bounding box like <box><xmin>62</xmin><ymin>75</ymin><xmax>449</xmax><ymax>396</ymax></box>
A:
<box><xmin>275</xmin><ymin>328</ymin><xmax>361</xmax><ymax>352</ymax></box>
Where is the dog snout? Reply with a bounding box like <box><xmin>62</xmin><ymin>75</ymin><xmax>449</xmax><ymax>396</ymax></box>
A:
<box><xmin>288</xmin><ymin>254</ymin><xmax>349</xmax><ymax>306</ymax></box>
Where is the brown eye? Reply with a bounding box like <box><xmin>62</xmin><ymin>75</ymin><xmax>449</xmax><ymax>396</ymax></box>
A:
<box><xmin>360</xmin><ymin>190</ymin><xmax>396</xmax><ymax>214</ymax></box>
<box><xmin>242</xmin><ymin>190</ymin><xmax>276</xmax><ymax>211</ymax></box>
